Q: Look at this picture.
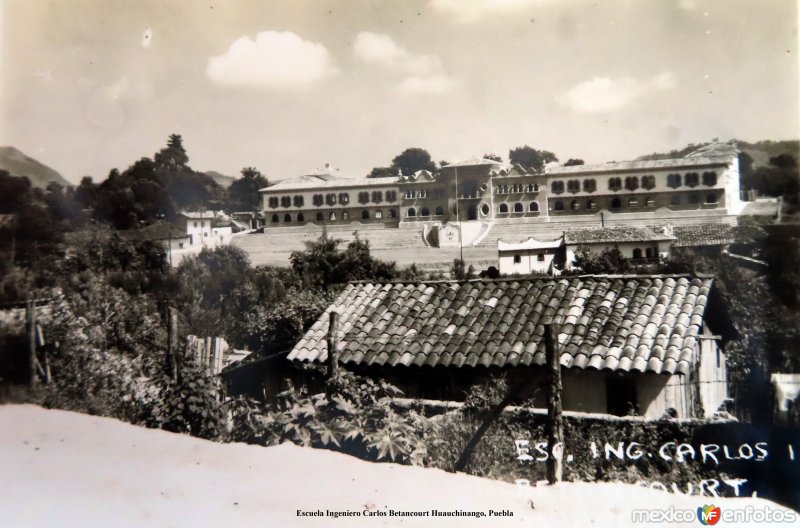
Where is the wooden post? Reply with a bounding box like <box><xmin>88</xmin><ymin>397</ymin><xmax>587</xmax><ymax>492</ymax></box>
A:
<box><xmin>544</xmin><ymin>322</ymin><xmax>564</xmax><ymax>484</ymax></box>
<box><xmin>166</xmin><ymin>307</ymin><xmax>178</xmax><ymax>381</ymax></box>
<box><xmin>26</xmin><ymin>299</ymin><xmax>37</xmax><ymax>387</ymax></box>
<box><xmin>327</xmin><ymin>311</ymin><xmax>340</xmax><ymax>380</ymax></box>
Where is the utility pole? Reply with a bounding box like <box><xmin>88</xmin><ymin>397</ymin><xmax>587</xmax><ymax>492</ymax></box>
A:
<box><xmin>455</xmin><ymin>166</ymin><xmax>463</xmax><ymax>263</ymax></box>
<box><xmin>544</xmin><ymin>321</ymin><xmax>564</xmax><ymax>484</ymax></box>
<box><xmin>166</xmin><ymin>307</ymin><xmax>179</xmax><ymax>381</ymax></box>
<box><xmin>26</xmin><ymin>299</ymin><xmax>37</xmax><ymax>388</ymax></box>
<box><xmin>326</xmin><ymin>311</ymin><xmax>340</xmax><ymax>398</ymax></box>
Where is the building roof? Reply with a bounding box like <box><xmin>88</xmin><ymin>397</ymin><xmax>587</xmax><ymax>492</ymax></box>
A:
<box><xmin>684</xmin><ymin>140</ymin><xmax>739</xmax><ymax>158</ymax></box>
<box><xmin>118</xmin><ymin>223</ymin><xmax>189</xmax><ymax>242</ymax></box>
<box><xmin>263</xmin><ymin>175</ymin><xmax>398</xmax><ymax>192</ymax></box>
<box><xmin>498</xmin><ymin>237</ymin><xmax>563</xmax><ymax>251</ymax></box>
<box><xmin>563</xmin><ymin>226</ymin><xmax>676</xmax><ymax>245</ymax></box>
<box><xmin>178</xmin><ymin>211</ymin><xmax>216</xmax><ymax>220</ymax></box>
<box><xmin>545</xmin><ymin>154</ymin><xmax>734</xmax><ymax>176</ymax></box>
<box><xmin>287</xmin><ymin>276</ymin><xmax>720</xmax><ymax>376</ymax></box>
<box><xmin>669</xmin><ymin>224</ymin><xmax>735</xmax><ymax>248</ymax></box>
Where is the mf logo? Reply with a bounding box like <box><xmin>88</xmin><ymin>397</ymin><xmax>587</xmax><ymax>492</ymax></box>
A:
<box><xmin>697</xmin><ymin>504</ymin><xmax>721</xmax><ymax>525</ymax></box>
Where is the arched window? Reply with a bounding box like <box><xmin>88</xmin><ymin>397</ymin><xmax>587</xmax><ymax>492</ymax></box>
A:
<box><xmin>554</xmin><ymin>201</ymin><xmax>564</xmax><ymax>211</ymax></box>
<box><xmin>316</xmin><ymin>212</ymin><xmax>324</xmax><ymax>222</ymax></box>
<box><xmin>297</xmin><ymin>213</ymin><xmax>305</xmax><ymax>223</ymax></box>
<box><xmin>499</xmin><ymin>203</ymin><xmax>509</xmax><ymax>213</ymax></box>
<box><xmin>583</xmin><ymin>179</ymin><xmax>597</xmax><ymax>193</ymax></box>
<box><xmin>551</xmin><ymin>181</ymin><xmax>565</xmax><ymax>194</ymax></box>
<box><xmin>567</xmin><ymin>180</ymin><xmax>580</xmax><ymax>193</ymax></box>
<box><xmin>608</xmin><ymin>178</ymin><xmax>622</xmax><ymax>191</ymax></box>
<box><xmin>689</xmin><ymin>193</ymin><xmax>700</xmax><ymax>204</ymax></box>
<box><xmin>633</xmin><ymin>248</ymin><xmax>643</xmax><ymax>259</ymax></box>
<box><xmin>642</xmin><ymin>175</ymin><xmax>656</xmax><ymax>190</ymax></box>
<box><xmin>338</xmin><ymin>193</ymin><xmax>349</xmax><ymax>205</ymax></box>
<box><xmin>667</xmin><ymin>174</ymin><xmax>681</xmax><ymax>189</ymax></box>
<box><xmin>703</xmin><ymin>172</ymin><xmax>718</xmax><ymax>186</ymax></box>
<box><xmin>420</xmin><ymin>207</ymin><xmax>430</xmax><ymax>217</ymax></box>
<box><xmin>388</xmin><ymin>209</ymin><xmax>397</xmax><ymax>219</ymax></box>
<box><xmin>293</xmin><ymin>195</ymin><xmax>304</xmax><ymax>207</ymax></box>
<box><xmin>645</xmin><ymin>196</ymin><xmax>655</xmax><ymax>207</ymax></box>
<box><xmin>586</xmin><ymin>199</ymin><xmax>596</xmax><ymax>210</ymax></box>
<box><xmin>570</xmin><ymin>200</ymin><xmax>580</xmax><ymax>210</ymax></box>
<box><xmin>372</xmin><ymin>191</ymin><xmax>383</xmax><ymax>203</ymax></box>
<box><xmin>481</xmin><ymin>203</ymin><xmax>490</xmax><ymax>216</ymax></box>
<box><xmin>361</xmin><ymin>210</ymin><xmax>369</xmax><ymax>219</ymax></box>
<box><xmin>528</xmin><ymin>202</ymin><xmax>539</xmax><ymax>212</ymax></box>
<box><xmin>625</xmin><ymin>176</ymin><xmax>639</xmax><ymax>191</ymax></box>
<box><xmin>435</xmin><ymin>206</ymin><xmax>444</xmax><ymax>216</ymax></box>
<box><xmin>705</xmin><ymin>193</ymin><xmax>718</xmax><ymax>204</ymax></box>
<box><xmin>342</xmin><ymin>211</ymin><xmax>349</xmax><ymax>220</ymax></box>
<box><xmin>281</xmin><ymin>196</ymin><xmax>291</xmax><ymax>208</ymax></box>
<box><xmin>407</xmin><ymin>207</ymin><xmax>416</xmax><ymax>217</ymax></box>
<box><xmin>685</xmin><ymin>173</ymin><xmax>699</xmax><ymax>187</ymax></box>
<box><xmin>670</xmin><ymin>195</ymin><xmax>681</xmax><ymax>206</ymax></box>
<box><xmin>628</xmin><ymin>197</ymin><xmax>638</xmax><ymax>207</ymax></box>
<box><xmin>284</xmin><ymin>213</ymin><xmax>292</xmax><ymax>222</ymax></box>
<box><xmin>271</xmin><ymin>214</ymin><xmax>279</xmax><ymax>223</ymax></box>
<box><xmin>313</xmin><ymin>194</ymin><xmax>324</xmax><ymax>206</ymax></box>
<box><xmin>325</xmin><ymin>193</ymin><xmax>336</xmax><ymax>206</ymax></box>
<box><xmin>268</xmin><ymin>197</ymin><xmax>279</xmax><ymax>208</ymax></box>
<box><xmin>375</xmin><ymin>210</ymin><xmax>383</xmax><ymax>219</ymax></box>
<box><xmin>514</xmin><ymin>202</ymin><xmax>524</xmax><ymax>213</ymax></box>
<box><xmin>611</xmin><ymin>198</ymin><xmax>621</xmax><ymax>209</ymax></box>
<box><xmin>329</xmin><ymin>212</ymin><xmax>336</xmax><ymax>221</ymax></box>
<box><xmin>513</xmin><ymin>254</ymin><xmax>521</xmax><ymax>264</ymax></box>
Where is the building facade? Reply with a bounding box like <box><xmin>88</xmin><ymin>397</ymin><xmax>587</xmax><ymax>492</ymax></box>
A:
<box><xmin>260</xmin><ymin>140</ymin><xmax>743</xmax><ymax>230</ymax></box>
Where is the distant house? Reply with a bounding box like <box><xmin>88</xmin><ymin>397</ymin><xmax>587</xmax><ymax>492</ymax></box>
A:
<box><xmin>288</xmin><ymin>276</ymin><xmax>737</xmax><ymax>419</ymax></box>
<box><xmin>563</xmin><ymin>226</ymin><xmax>676</xmax><ymax>268</ymax></box>
<box><xmin>498</xmin><ymin>237</ymin><xmax>563</xmax><ymax>275</ymax></box>
<box><xmin>177</xmin><ymin>211</ymin><xmax>217</xmax><ymax>248</ymax></box>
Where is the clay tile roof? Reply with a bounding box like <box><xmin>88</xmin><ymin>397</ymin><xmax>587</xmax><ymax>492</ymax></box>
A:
<box><xmin>287</xmin><ymin>276</ymin><xmax>720</xmax><ymax>375</ymax></box>
<box><xmin>669</xmin><ymin>224</ymin><xmax>736</xmax><ymax>248</ymax></box>
<box><xmin>563</xmin><ymin>226</ymin><xmax>675</xmax><ymax>245</ymax></box>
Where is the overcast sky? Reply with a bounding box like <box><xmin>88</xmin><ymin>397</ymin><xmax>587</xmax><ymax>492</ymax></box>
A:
<box><xmin>2</xmin><ymin>0</ymin><xmax>798</xmax><ymax>184</ymax></box>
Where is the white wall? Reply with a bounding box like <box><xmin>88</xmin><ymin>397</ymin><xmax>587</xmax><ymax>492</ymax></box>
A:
<box><xmin>499</xmin><ymin>249</ymin><xmax>557</xmax><ymax>275</ymax></box>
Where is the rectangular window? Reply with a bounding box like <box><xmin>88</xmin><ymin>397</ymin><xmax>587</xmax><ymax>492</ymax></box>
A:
<box><xmin>667</xmin><ymin>174</ymin><xmax>681</xmax><ymax>188</ymax></box>
<box><xmin>567</xmin><ymin>180</ymin><xmax>580</xmax><ymax>193</ymax></box>
<box><xmin>684</xmin><ymin>172</ymin><xmax>699</xmax><ymax>187</ymax></box>
<box><xmin>606</xmin><ymin>376</ymin><xmax>638</xmax><ymax>416</ymax></box>
<box><xmin>702</xmin><ymin>171</ymin><xmax>718</xmax><ymax>186</ymax></box>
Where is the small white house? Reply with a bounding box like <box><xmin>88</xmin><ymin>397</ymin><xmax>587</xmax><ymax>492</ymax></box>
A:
<box><xmin>178</xmin><ymin>211</ymin><xmax>216</xmax><ymax>248</ymax></box>
<box><xmin>498</xmin><ymin>237</ymin><xmax>563</xmax><ymax>275</ymax></box>
<box><xmin>563</xmin><ymin>225</ymin><xmax>676</xmax><ymax>269</ymax></box>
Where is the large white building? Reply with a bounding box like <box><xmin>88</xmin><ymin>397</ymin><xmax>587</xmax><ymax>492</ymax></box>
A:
<box><xmin>259</xmin><ymin>140</ymin><xmax>745</xmax><ymax>244</ymax></box>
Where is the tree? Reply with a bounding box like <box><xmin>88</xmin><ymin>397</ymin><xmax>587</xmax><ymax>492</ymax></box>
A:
<box><xmin>154</xmin><ymin>134</ymin><xmax>189</xmax><ymax>170</ymax></box>
<box><xmin>508</xmin><ymin>146</ymin><xmax>558</xmax><ymax>172</ymax></box>
<box><xmin>571</xmin><ymin>246</ymin><xmax>630</xmax><ymax>274</ymax></box>
<box><xmin>564</xmin><ymin>158</ymin><xmax>584</xmax><ymax>166</ymax></box>
<box><xmin>367</xmin><ymin>166</ymin><xmax>397</xmax><ymax>179</ymax></box>
<box><xmin>483</xmin><ymin>153</ymin><xmax>502</xmax><ymax>162</ymax></box>
<box><xmin>391</xmin><ymin>148</ymin><xmax>436</xmax><ymax>176</ymax></box>
<box><xmin>228</xmin><ymin>167</ymin><xmax>269</xmax><ymax>211</ymax></box>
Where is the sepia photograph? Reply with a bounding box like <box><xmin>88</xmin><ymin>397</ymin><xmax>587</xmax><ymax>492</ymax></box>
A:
<box><xmin>1</xmin><ymin>0</ymin><xmax>799</xmax><ymax>526</ymax></box>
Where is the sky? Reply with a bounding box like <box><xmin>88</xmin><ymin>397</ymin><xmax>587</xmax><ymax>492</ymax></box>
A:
<box><xmin>1</xmin><ymin>0</ymin><xmax>798</xmax><ymax>184</ymax></box>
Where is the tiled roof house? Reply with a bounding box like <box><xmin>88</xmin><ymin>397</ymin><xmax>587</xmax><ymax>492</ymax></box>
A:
<box><xmin>288</xmin><ymin>276</ymin><xmax>736</xmax><ymax>419</ymax></box>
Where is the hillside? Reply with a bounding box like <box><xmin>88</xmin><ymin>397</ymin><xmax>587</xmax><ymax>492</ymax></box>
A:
<box><xmin>636</xmin><ymin>139</ymin><xmax>799</xmax><ymax>167</ymax></box>
<box><xmin>0</xmin><ymin>146</ymin><xmax>71</xmax><ymax>188</ymax></box>
<box><xmin>0</xmin><ymin>404</ymin><xmax>796</xmax><ymax>527</ymax></box>
<box><xmin>204</xmin><ymin>170</ymin><xmax>236</xmax><ymax>188</ymax></box>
